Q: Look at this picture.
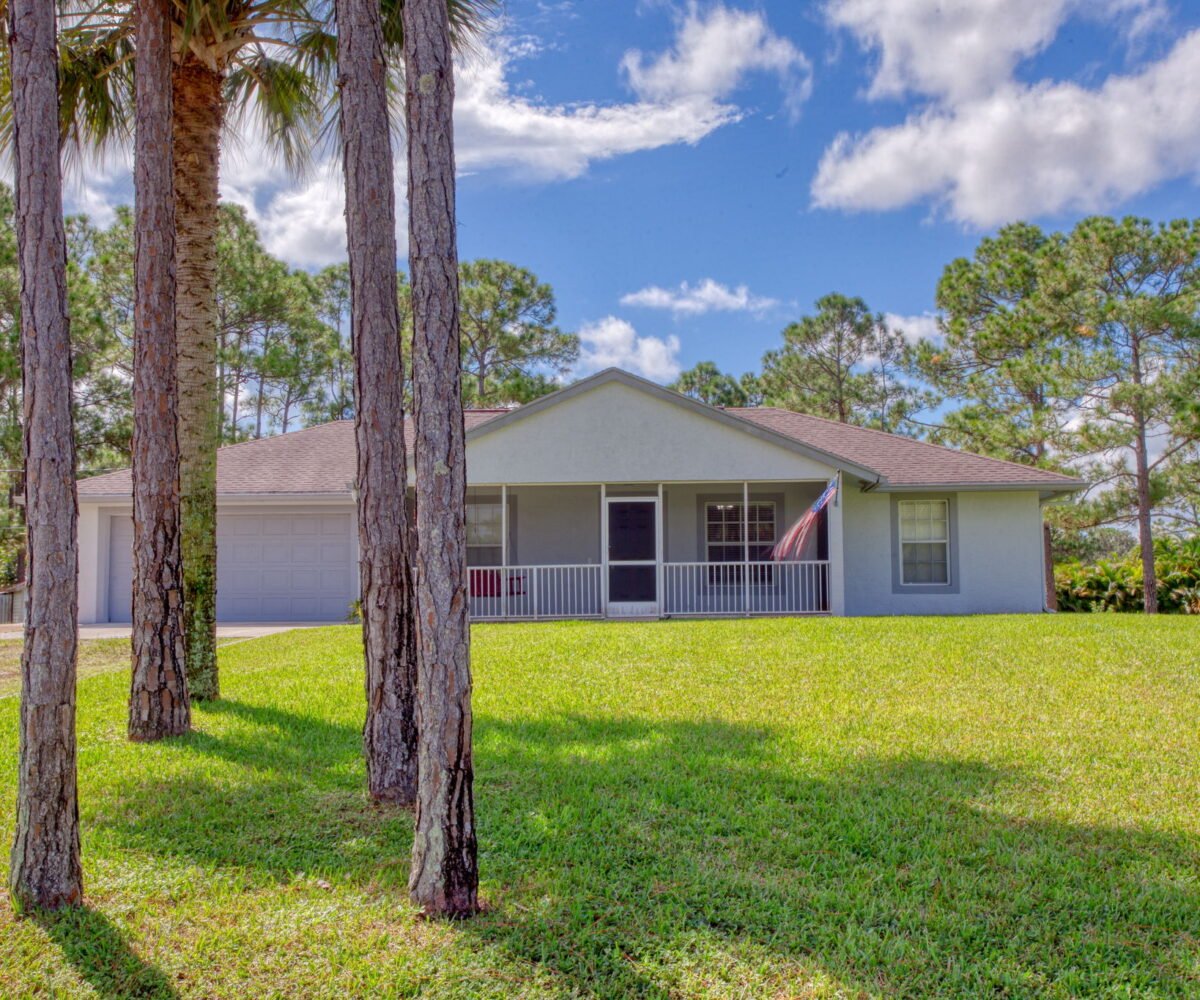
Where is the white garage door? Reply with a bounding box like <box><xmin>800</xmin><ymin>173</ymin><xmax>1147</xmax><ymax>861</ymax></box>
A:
<box><xmin>107</xmin><ymin>511</ymin><xmax>356</xmax><ymax>623</ymax></box>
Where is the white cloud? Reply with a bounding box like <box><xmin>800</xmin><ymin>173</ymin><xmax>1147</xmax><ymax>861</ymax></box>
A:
<box><xmin>620</xmin><ymin>278</ymin><xmax>777</xmax><ymax>316</ymax></box>
<box><xmin>826</xmin><ymin>0</ymin><xmax>1168</xmax><ymax>103</ymax></box>
<box><xmin>813</xmin><ymin>29</ymin><xmax>1200</xmax><ymax>226</ymax></box>
<box><xmin>884</xmin><ymin>311</ymin><xmax>940</xmax><ymax>344</ymax></box>
<box><xmin>576</xmin><ymin>316</ymin><xmax>682</xmax><ymax>381</ymax></box>
<box><xmin>623</xmin><ymin>3</ymin><xmax>812</xmax><ymax>120</ymax></box>
<box><xmin>455</xmin><ymin>6</ymin><xmax>810</xmax><ymax>181</ymax></box>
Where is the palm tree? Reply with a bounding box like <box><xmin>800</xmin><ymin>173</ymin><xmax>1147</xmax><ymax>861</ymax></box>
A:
<box><xmin>7</xmin><ymin>0</ymin><xmax>84</xmax><ymax>910</ymax></box>
<box><xmin>335</xmin><ymin>0</ymin><xmax>417</xmax><ymax>803</ymax></box>
<box><xmin>19</xmin><ymin>0</ymin><xmax>494</xmax><ymax>704</ymax></box>
<box><xmin>129</xmin><ymin>0</ymin><xmax>190</xmax><ymax>740</ymax></box>
<box><xmin>404</xmin><ymin>0</ymin><xmax>478</xmax><ymax>918</ymax></box>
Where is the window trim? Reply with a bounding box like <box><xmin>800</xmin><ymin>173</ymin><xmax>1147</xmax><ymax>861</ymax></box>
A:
<box><xmin>702</xmin><ymin>498</ymin><xmax>778</xmax><ymax>565</ymax></box>
<box><xmin>465</xmin><ymin>493</ymin><xmax>515</xmax><ymax>567</ymax></box>
<box><xmin>889</xmin><ymin>493</ymin><xmax>960</xmax><ymax>595</ymax></box>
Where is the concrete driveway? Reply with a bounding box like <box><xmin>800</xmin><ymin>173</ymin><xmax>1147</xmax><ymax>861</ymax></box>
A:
<box><xmin>0</xmin><ymin>622</ymin><xmax>342</xmax><ymax>641</ymax></box>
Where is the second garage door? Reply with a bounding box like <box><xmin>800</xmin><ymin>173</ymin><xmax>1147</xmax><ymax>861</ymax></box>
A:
<box><xmin>108</xmin><ymin>511</ymin><xmax>356</xmax><ymax>623</ymax></box>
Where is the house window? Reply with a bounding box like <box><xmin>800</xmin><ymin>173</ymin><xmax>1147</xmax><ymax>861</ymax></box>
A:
<box><xmin>466</xmin><ymin>502</ymin><xmax>503</xmax><ymax>567</ymax></box>
<box><xmin>705</xmin><ymin>501</ymin><xmax>776</xmax><ymax>563</ymax></box>
<box><xmin>898</xmin><ymin>500</ymin><xmax>950</xmax><ymax>584</ymax></box>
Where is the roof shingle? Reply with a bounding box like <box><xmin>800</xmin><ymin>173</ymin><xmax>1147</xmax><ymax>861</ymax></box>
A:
<box><xmin>728</xmin><ymin>407</ymin><xmax>1082</xmax><ymax>489</ymax></box>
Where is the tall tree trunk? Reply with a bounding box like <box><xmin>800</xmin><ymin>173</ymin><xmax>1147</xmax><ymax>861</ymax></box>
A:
<box><xmin>173</xmin><ymin>60</ymin><xmax>223</xmax><ymax>699</ymax></box>
<box><xmin>129</xmin><ymin>0</ymin><xmax>190</xmax><ymax>741</ymax></box>
<box><xmin>254</xmin><ymin>379</ymin><xmax>264</xmax><ymax>439</ymax></box>
<box><xmin>1043</xmin><ymin>521</ymin><xmax>1057</xmax><ymax>612</ymax></box>
<box><xmin>1129</xmin><ymin>338</ymin><xmax>1158</xmax><ymax>614</ymax></box>
<box><xmin>7</xmin><ymin>0</ymin><xmax>83</xmax><ymax>911</ymax></box>
<box><xmin>1133</xmin><ymin>419</ymin><xmax>1158</xmax><ymax>614</ymax></box>
<box><xmin>336</xmin><ymin>0</ymin><xmax>419</xmax><ymax>804</ymax></box>
<box><xmin>405</xmin><ymin>0</ymin><xmax>479</xmax><ymax>918</ymax></box>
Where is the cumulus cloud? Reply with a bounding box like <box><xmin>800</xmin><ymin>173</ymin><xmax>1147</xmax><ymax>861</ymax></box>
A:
<box><xmin>623</xmin><ymin>3</ymin><xmax>812</xmax><ymax>120</ymax></box>
<box><xmin>813</xmin><ymin>28</ymin><xmax>1200</xmax><ymax>226</ymax></box>
<box><xmin>620</xmin><ymin>278</ymin><xmax>777</xmax><ymax>316</ymax></box>
<box><xmin>456</xmin><ymin>5</ymin><xmax>811</xmax><ymax>181</ymax></box>
<box><xmin>825</xmin><ymin>0</ymin><xmax>1166</xmax><ymax>104</ymax></box>
<box><xmin>884</xmin><ymin>312</ymin><xmax>940</xmax><ymax>344</ymax></box>
<box><xmin>576</xmin><ymin>316</ymin><xmax>682</xmax><ymax>381</ymax></box>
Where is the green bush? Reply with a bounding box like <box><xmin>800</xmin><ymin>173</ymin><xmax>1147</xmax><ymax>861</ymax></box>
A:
<box><xmin>1056</xmin><ymin>535</ymin><xmax>1200</xmax><ymax>613</ymax></box>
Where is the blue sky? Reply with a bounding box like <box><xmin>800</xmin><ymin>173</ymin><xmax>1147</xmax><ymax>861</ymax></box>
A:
<box><xmin>72</xmin><ymin>0</ymin><xmax>1200</xmax><ymax>383</ymax></box>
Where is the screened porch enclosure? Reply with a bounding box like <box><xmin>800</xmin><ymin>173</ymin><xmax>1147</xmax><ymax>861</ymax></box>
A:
<box><xmin>465</xmin><ymin>482</ymin><xmax>833</xmax><ymax>620</ymax></box>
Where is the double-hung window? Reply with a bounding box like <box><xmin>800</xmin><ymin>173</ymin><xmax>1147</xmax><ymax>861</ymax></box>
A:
<box><xmin>898</xmin><ymin>500</ymin><xmax>950</xmax><ymax>584</ymax></box>
<box><xmin>704</xmin><ymin>501</ymin><xmax>776</xmax><ymax>585</ymax></box>
<box><xmin>466</xmin><ymin>502</ymin><xmax>503</xmax><ymax>567</ymax></box>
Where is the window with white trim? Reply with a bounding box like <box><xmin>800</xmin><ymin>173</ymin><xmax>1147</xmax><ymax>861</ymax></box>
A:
<box><xmin>466</xmin><ymin>502</ymin><xmax>503</xmax><ymax>567</ymax></box>
<box><xmin>898</xmin><ymin>500</ymin><xmax>950</xmax><ymax>584</ymax></box>
<box><xmin>705</xmin><ymin>501</ymin><xmax>776</xmax><ymax>563</ymax></box>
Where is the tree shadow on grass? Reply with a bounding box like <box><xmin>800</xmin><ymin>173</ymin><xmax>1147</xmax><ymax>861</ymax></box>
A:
<box><xmin>99</xmin><ymin>697</ymin><xmax>413</xmax><ymax>882</ymax></box>
<box><xmin>464</xmin><ymin>714</ymin><xmax>1200</xmax><ymax>999</ymax></box>
<box><xmin>97</xmin><ymin>703</ymin><xmax>1200</xmax><ymax>997</ymax></box>
<box><xmin>36</xmin><ymin>905</ymin><xmax>180</xmax><ymax>999</ymax></box>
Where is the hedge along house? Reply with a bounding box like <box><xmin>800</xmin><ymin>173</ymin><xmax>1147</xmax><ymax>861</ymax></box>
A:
<box><xmin>75</xmin><ymin>368</ymin><xmax>1084</xmax><ymax>624</ymax></box>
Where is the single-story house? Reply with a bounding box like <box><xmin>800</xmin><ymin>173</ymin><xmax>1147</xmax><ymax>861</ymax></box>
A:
<box><xmin>76</xmin><ymin>368</ymin><xmax>1084</xmax><ymax>623</ymax></box>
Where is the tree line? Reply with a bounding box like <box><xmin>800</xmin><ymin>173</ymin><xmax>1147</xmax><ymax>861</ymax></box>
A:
<box><xmin>7</xmin><ymin>0</ymin><xmax>492</xmax><ymax>919</ymax></box>
<box><xmin>672</xmin><ymin>218</ymin><xmax>1200</xmax><ymax>615</ymax></box>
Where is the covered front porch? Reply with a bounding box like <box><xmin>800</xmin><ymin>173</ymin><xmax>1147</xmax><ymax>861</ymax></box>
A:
<box><xmin>464</xmin><ymin>481</ymin><xmax>840</xmax><ymax>620</ymax></box>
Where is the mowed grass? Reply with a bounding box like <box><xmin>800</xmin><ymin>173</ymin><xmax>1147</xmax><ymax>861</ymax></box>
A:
<box><xmin>1</xmin><ymin>616</ymin><xmax>1199</xmax><ymax>999</ymax></box>
<box><xmin>0</xmin><ymin>639</ymin><xmax>131</xmax><ymax>698</ymax></box>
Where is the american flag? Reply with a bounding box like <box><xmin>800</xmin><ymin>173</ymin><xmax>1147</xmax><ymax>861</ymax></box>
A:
<box><xmin>771</xmin><ymin>477</ymin><xmax>838</xmax><ymax>561</ymax></box>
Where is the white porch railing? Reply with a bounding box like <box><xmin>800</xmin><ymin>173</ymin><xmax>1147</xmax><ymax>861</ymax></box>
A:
<box><xmin>662</xmin><ymin>561</ymin><xmax>830</xmax><ymax>616</ymax></box>
<box><xmin>468</xmin><ymin>564</ymin><xmax>603</xmax><ymax>621</ymax></box>
<box><xmin>467</xmin><ymin>560</ymin><xmax>830</xmax><ymax>620</ymax></box>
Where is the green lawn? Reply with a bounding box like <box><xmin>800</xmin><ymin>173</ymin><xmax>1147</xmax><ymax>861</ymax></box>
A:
<box><xmin>2</xmin><ymin>617</ymin><xmax>1199</xmax><ymax>999</ymax></box>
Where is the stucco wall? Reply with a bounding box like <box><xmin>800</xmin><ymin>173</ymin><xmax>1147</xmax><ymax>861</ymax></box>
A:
<box><xmin>842</xmin><ymin>488</ymin><xmax>1045</xmax><ymax>615</ymax></box>
<box><xmin>508</xmin><ymin>485</ymin><xmax>601</xmax><ymax>565</ymax></box>
<box><xmin>466</xmin><ymin>381</ymin><xmax>838</xmax><ymax>485</ymax></box>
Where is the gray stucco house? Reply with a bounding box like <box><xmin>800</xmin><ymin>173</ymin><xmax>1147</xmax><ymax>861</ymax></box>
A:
<box><xmin>76</xmin><ymin>368</ymin><xmax>1084</xmax><ymax>623</ymax></box>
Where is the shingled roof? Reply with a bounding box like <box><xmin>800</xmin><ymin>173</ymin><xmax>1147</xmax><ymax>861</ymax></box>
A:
<box><xmin>77</xmin><ymin>371</ymin><xmax>1084</xmax><ymax>499</ymax></box>
<box><xmin>76</xmin><ymin>411</ymin><xmax>507</xmax><ymax>499</ymax></box>
<box><xmin>730</xmin><ymin>407</ymin><xmax>1082</xmax><ymax>491</ymax></box>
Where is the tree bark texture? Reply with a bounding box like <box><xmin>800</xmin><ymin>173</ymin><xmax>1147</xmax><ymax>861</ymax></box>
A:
<box><xmin>1134</xmin><ymin>421</ymin><xmax>1159</xmax><ymax>614</ymax></box>
<box><xmin>335</xmin><ymin>0</ymin><xmax>419</xmax><ymax>804</ymax></box>
<box><xmin>404</xmin><ymin>0</ymin><xmax>479</xmax><ymax>918</ymax></box>
<box><xmin>7</xmin><ymin>0</ymin><xmax>84</xmax><ymax>911</ymax></box>
<box><xmin>1042</xmin><ymin>522</ymin><xmax>1057</xmax><ymax>612</ymax></box>
<box><xmin>129</xmin><ymin>0</ymin><xmax>190</xmax><ymax>741</ymax></box>
<box><xmin>172</xmin><ymin>60</ymin><xmax>222</xmax><ymax>698</ymax></box>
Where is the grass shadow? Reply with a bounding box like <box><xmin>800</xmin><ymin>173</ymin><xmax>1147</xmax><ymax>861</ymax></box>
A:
<box><xmin>100</xmin><ymin>697</ymin><xmax>413</xmax><ymax>882</ymax></box>
<box><xmin>95</xmin><ymin>701</ymin><xmax>1200</xmax><ymax>996</ymax></box>
<box><xmin>36</xmin><ymin>905</ymin><xmax>180</xmax><ymax>999</ymax></box>
<box><xmin>464</xmin><ymin>714</ymin><xmax>1200</xmax><ymax>998</ymax></box>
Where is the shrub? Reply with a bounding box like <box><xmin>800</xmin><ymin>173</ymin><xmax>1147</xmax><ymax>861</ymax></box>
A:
<box><xmin>1056</xmin><ymin>535</ymin><xmax>1200</xmax><ymax>613</ymax></box>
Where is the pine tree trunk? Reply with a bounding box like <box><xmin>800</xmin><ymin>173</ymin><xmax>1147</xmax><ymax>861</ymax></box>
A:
<box><xmin>1134</xmin><ymin>421</ymin><xmax>1158</xmax><ymax>614</ymax></box>
<box><xmin>7</xmin><ymin>0</ymin><xmax>84</xmax><ymax>911</ymax></box>
<box><xmin>404</xmin><ymin>0</ymin><xmax>479</xmax><ymax>918</ymax></box>
<box><xmin>335</xmin><ymin>0</ymin><xmax>418</xmax><ymax>804</ymax></box>
<box><xmin>1043</xmin><ymin>522</ymin><xmax>1057</xmax><ymax>612</ymax></box>
<box><xmin>173</xmin><ymin>60</ymin><xmax>222</xmax><ymax>699</ymax></box>
<box><xmin>129</xmin><ymin>0</ymin><xmax>190</xmax><ymax>741</ymax></box>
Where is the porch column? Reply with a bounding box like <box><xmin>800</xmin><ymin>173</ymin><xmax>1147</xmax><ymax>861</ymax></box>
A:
<box><xmin>827</xmin><ymin>472</ymin><xmax>846</xmax><ymax>615</ymax></box>
<box><xmin>742</xmin><ymin>481</ymin><xmax>750</xmax><ymax>614</ymax></box>
<box><xmin>501</xmin><ymin>484</ymin><xmax>509</xmax><ymax>619</ymax></box>
<box><xmin>599</xmin><ymin>483</ymin><xmax>608</xmax><ymax>611</ymax></box>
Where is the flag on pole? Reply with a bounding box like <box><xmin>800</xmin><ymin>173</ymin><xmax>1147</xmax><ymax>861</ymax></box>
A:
<box><xmin>771</xmin><ymin>477</ymin><xmax>837</xmax><ymax>561</ymax></box>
